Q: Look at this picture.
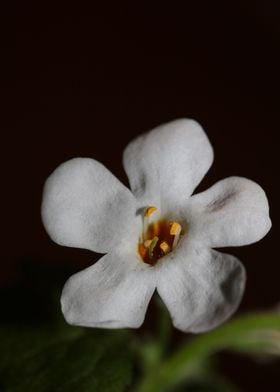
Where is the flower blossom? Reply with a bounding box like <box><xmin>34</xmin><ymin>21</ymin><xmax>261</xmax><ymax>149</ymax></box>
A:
<box><xmin>41</xmin><ymin>119</ymin><xmax>271</xmax><ymax>333</ymax></box>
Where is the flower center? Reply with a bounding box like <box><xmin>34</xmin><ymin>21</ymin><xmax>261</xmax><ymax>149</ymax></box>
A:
<box><xmin>138</xmin><ymin>206</ymin><xmax>184</xmax><ymax>266</ymax></box>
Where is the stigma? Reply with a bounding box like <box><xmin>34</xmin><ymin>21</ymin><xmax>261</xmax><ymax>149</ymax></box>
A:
<box><xmin>138</xmin><ymin>206</ymin><xmax>184</xmax><ymax>265</ymax></box>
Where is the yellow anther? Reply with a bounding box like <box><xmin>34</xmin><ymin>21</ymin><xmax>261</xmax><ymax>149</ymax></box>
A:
<box><xmin>170</xmin><ymin>222</ymin><xmax>182</xmax><ymax>235</ymax></box>
<box><xmin>160</xmin><ymin>241</ymin><xmax>170</xmax><ymax>254</ymax></box>
<box><xmin>144</xmin><ymin>206</ymin><xmax>157</xmax><ymax>217</ymax></box>
<box><xmin>144</xmin><ymin>239</ymin><xmax>152</xmax><ymax>248</ymax></box>
<box><xmin>170</xmin><ymin>222</ymin><xmax>182</xmax><ymax>249</ymax></box>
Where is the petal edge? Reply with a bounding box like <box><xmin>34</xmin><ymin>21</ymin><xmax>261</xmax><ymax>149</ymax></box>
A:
<box><xmin>156</xmin><ymin>247</ymin><xmax>246</xmax><ymax>333</ymax></box>
<box><xmin>61</xmin><ymin>249</ymin><xmax>156</xmax><ymax>329</ymax></box>
<box><xmin>42</xmin><ymin>158</ymin><xmax>136</xmax><ymax>253</ymax></box>
<box><xmin>187</xmin><ymin>176</ymin><xmax>271</xmax><ymax>248</ymax></box>
<box><xmin>123</xmin><ymin>119</ymin><xmax>214</xmax><ymax>209</ymax></box>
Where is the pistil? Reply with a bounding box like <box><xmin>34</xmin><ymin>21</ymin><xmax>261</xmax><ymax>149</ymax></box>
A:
<box><xmin>148</xmin><ymin>236</ymin><xmax>159</xmax><ymax>259</ymax></box>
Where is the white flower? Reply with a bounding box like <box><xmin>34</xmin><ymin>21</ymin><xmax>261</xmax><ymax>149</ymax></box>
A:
<box><xmin>41</xmin><ymin>119</ymin><xmax>271</xmax><ymax>333</ymax></box>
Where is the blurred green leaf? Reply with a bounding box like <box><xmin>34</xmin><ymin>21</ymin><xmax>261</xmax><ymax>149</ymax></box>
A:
<box><xmin>0</xmin><ymin>322</ymin><xmax>133</xmax><ymax>392</ymax></box>
<box><xmin>137</xmin><ymin>312</ymin><xmax>280</xmax><ymax>392</ymax></box>
<box><xmin>138</xmin><ymin>339</ymin><xmax>164</xmax><ymax>374</ymax></box>
<box><xmin>137</xmin><ymin>299</ymin><xmax>173</xmax><ymax>373</ymax></box>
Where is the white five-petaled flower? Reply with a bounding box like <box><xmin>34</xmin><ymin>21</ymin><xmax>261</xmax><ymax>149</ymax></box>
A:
<box><xmin>42</xmin><ymin>119</ymin><xmax>271</xmax><ymax>333</ymax></box>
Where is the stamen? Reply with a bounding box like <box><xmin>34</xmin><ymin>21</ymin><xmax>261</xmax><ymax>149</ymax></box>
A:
<box><xmin>148</xmin><ymin>236</ymin><xmax>159</xmax><ymax>259</ymax></box>
<box><xmin>144</xmin><ymin>239</ymin><xmax>152</xmax><ymax>248</ymax></box>
<box><xmin>170</xmin><ymin>222</ymin><xmax>182</xmax><ymax>249</ymax></box>
<box><xmin>143</xmin><ymin>206</ymin><xmax>157</xmax><ymax>240</ymax></box>
<box><xmin>160</xmin><ymin>241</ymin><xmax>170</xmax><ymax>254</ymax></box>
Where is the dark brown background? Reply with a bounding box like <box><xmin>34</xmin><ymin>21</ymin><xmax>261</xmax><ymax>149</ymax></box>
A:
<box><xmin>1</xmin><ymin>2</ymin><xmax>279</xmax><ymax>390</ymax></box>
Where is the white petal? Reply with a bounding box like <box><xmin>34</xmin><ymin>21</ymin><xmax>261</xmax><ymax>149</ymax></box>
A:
<box><xmin>61</xmin><ymin>248</ymin><xmax>156</xmax><ymax>328</ymax></box>
<box><xmin>186</xmin><ymin>177</ymin><xmax>271</xmax><ymax>247</ymax></box>
<box><xmin>42</xmin><ymin>158</ymin><xmax>136</xmax><ymax>253</ymax></box>
<box><xmin>156</xmin><ymin>246</ymin><xmax>246</xmax><ymax>333</ymax></box>
<box><xmin>123</xmin><ymin>119</ymin><xmax>214</xmax><ymax>209</ymax></box>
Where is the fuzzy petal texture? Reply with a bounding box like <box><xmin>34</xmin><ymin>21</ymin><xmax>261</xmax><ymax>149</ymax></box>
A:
<box><xmin>156</xmin><ymin>246</ymin><xmax>246</xmax><ymax>333</ymax></box>
<box><xmin>186</xmin><ymin>177</ymin><xmax>271</xmax><ymax>247</ymax></box>
<box><xmin>42</xmin><ymin>158</ymin><xmax>136</xmax><ymax>253</ymax></box>
<box><xmin>61</xmin><ymin>248</ymin><xmax>156</xmax><ymax>328</ymax></box>
<box><xmin>123</xmin><ymin>119</ymin><xmax>214</xmax><ymax>209</ymax></box>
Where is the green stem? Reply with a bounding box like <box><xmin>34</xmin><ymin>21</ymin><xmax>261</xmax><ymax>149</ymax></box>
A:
<box><xmin>158</xmin><ymin>299</ymin><xmax>172</xmax><ymax>358</ymax></box>
<box><xmin>137</xmin><ymin>312</ymin><xmax>280</xmax><ymax>392</ymax></box>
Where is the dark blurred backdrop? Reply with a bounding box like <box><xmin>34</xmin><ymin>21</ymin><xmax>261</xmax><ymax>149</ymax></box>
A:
<box><xmin>1</xmin><ymin>2</ymin><xmax>279</xmax><ymax>390</ymax></box>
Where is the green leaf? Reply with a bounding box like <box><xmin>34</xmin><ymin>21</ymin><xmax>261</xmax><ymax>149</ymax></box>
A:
<box><xmin>0</xmin><ymin>323</ymin><xmax>133</xmax><ymax>392</ymax></box>
<box><xmin>137</xmin><ymin>312</ymin><xmax>280</xmax><ymax>392</ymax></box>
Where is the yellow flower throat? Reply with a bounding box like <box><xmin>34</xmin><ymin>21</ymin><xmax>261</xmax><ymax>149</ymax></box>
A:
<box><xmin>138</xmin><ymin>206</ymin><xmax>184</xmax><ymax>266</ymax></box>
